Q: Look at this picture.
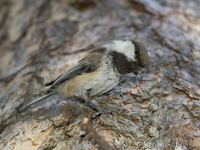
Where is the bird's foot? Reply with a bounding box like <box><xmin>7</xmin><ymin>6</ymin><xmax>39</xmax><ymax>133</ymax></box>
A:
<box><xmin>84</xmin><ymin>100</ymin><xmax>112</xmax><ymax>118</ymax></box>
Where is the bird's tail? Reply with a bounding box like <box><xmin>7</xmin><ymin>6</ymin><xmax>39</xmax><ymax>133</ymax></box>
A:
<box><xmin>19</xmin><ymin>92</ymin><xmax>54</xmax><ymax>112</ymax></box>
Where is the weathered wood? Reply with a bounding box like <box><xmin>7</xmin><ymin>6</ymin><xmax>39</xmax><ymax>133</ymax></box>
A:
<box><xmin>0</xmin><ymin>0</ymin><xmax>200</xmax><ymax>149</ymax></box>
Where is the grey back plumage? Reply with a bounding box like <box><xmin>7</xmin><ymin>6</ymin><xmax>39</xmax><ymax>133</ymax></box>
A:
<box><xmin>46</xmin><ymin>47</ymin><xmax>106</xmax><ymax>92</ymax></box>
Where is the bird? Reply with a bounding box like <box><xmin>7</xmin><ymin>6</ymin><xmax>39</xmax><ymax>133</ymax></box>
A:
<box><xmin>20</xmin><ymin>39</ymin><xmax>149</xmax><ymax>112</ymax></box>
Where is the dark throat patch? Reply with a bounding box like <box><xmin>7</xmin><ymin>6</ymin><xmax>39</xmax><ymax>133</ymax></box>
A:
<box><xmin>110</xmin><ymin>51</ymin><xmax>139</xmax><ymax>74</ymax></box>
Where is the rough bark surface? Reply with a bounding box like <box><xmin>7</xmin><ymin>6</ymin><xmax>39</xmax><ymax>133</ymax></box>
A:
<box><xmin>0</xmin><ymin>0</ymin><xmax>200</xmax><ymax>149</ymax></box>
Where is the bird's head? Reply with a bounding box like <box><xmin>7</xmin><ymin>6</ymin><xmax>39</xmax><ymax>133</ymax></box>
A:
<box><xmin>104</xmin><ymin>40</ymin><xmax>149</xmax><ymax>74</ymax></box>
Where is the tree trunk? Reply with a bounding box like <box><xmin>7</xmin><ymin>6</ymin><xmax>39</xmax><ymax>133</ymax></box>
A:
<box><xmin>0</xmin><ymin>0</ymin><xmax>200</xmax><ymax>149</ymax></box>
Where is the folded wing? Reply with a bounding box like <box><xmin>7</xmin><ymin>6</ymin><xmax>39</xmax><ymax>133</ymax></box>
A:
<box><xmin>46</xmin><ymin>47</ymin><xmax>106</xmax><ymax>92</ymax></box>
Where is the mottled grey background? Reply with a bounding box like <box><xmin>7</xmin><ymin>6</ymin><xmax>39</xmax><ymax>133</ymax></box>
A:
<box><xmin>0</xmin><ymin>0</ymin><xmax>200</xmax><ymax>149</ymax></box>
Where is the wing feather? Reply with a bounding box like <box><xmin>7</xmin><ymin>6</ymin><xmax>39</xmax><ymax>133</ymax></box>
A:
<box><xmin>46</xmin><ymin>47</ymin><xmax>106</xmax><ymax>91</ymax></box>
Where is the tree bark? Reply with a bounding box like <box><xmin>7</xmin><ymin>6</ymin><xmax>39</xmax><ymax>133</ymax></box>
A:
<box><xmin>0</xmin><ymin>0</ymin><xmax>200</xmax><ymax>149</ymax></box>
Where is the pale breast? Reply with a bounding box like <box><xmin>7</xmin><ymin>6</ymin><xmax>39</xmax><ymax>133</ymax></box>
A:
<box><xmin>57</xmin><ymin>62</ymin><xmax>120</xmax><ymax>99</ymax></box>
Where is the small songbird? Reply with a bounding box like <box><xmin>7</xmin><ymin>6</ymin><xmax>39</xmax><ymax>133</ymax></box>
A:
<box><xmin>20</xmin><ymin>40</ymin><xmax>149</xmax><ymax>111</ymax></box>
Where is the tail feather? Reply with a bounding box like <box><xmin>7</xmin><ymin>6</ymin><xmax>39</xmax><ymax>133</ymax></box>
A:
<box><xmin>19</xmin><ymin>93</ymin><xmax>54</xmax><ymax>112</ymax></box>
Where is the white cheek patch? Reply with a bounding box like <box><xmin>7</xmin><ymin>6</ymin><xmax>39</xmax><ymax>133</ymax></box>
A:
<box><xmin>123</xmin><ymin>42</ymin><xmax>136</xmax><ymax>61</ymax></box>
<box><xmin>104</xmin><ymin>40</ymin><xmax>136</xmax><ymax>61</ymax></box>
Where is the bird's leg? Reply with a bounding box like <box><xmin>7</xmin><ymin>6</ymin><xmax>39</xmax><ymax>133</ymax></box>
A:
<box><xmin>85</xmin><ymin>99</ymin><xmax>103</xmax><ymax>119</ymax></box>
<box><xmin>86</xmin><ymin>100</ymin><xmax>102</xmax><ymax>113</ymax></box>
<box><xmin>83</xmin><ymin>89</ymin><xmax>102</xmax><ymax>113</ymax></box>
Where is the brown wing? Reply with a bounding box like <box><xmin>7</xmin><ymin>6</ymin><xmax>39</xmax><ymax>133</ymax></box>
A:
<box><xmin>46</xmin><ymin>47</ymin><xmax>106</xmax><ymax>91</ymax></box>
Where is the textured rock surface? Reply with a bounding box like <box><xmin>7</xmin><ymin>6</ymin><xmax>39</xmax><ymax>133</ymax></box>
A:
<box><xmin>0</xmin><ymin>0</ymin><xmax>200</xmax><ymax>149</ymax></box>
